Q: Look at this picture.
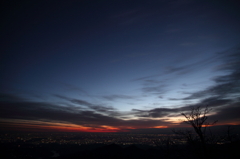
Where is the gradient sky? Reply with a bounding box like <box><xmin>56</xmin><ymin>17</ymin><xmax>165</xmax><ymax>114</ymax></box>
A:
<box><xmin>1</xmin><ymin>0</ymin><xmax>240</xmax><ymax>132</ymax></box>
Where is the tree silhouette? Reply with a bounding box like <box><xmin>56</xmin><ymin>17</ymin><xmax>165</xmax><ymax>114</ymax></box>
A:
<box><xmin>181</xmin><ymin>106</ymin><xmax>217</xmax><ymax>158</ymax></box>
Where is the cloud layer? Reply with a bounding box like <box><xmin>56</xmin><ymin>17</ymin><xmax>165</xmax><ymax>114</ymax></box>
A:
<box><xmin>1</xmin><ymin>46</ymin><xmax>240</xmax><ymax>132</ymax></box>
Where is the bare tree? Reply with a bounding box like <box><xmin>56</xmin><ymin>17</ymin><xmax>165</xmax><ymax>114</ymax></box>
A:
<box><xmin>181</xmin><ymin>106</ymin><xmax>217</xmax><ymax>158</ymax></box>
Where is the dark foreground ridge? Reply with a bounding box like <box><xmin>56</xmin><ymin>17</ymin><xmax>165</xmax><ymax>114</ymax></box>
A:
<box><xmin>1</xmin><ymin>141</ymin><xmax>240</xmax><ymax>159</ymax></box>
<box><xmin>1</xmin><ymin>127</ymin><xmax>240</xmax><ymax>159</ymax></box>
<box><xmin>58</xmin><ymin>144</ymin><xmax>162</xmax><ymax>159</ymax></box>
<box><xmin>53</xmin><ymin>142</ymin><xmax>240</xmax><ymax>159</ymax></box>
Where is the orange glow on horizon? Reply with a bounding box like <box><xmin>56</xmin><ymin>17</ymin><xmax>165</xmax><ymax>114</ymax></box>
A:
<box><xmin>0</xmin><ymin>119</ymin><xmax>127</xmax><ymax>132</ymax></box>
<box><xmin>152</xmin><ymin>126</ymin><xmax>168</xmax><ymax>128</ymax></box>
<box><xmin>0</xmin><ymin>119</ymin><xmax>171</xmax><ymax>132</ymax></box>
<box><xmin>3</xmin><ymin>118</ymin><xmax>239</xmax><ymax>132</ymax></box>
<box><xmin>22</xmin><ymin>124</ymin><xmax>123</xmax><ymax>133</ymax></box>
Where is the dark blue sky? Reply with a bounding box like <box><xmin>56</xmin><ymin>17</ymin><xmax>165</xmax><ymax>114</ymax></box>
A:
<box><xmin>1</xmin><ymin>0</ymin><xmax>240</xmax><ymax>132</ymax></box>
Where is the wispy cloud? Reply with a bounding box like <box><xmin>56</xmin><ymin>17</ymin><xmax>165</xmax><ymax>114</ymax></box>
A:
<box><xmin>182</xmin><ymin>47</ymin><xmax>240</xmax><ymax>100</ymax></box>
<box><xmin>103</xmin><ymin>94</ymin><xmax>137</xmax><ymax>101</ymax></box>
<box><xmin>54</xmin><ymin>94</ymin><xmax>117</xmax><ymax>114</ymax></box>
<box><xmin>142</xmin><ymin>84</ymin><xmax>167</xmax><ymax>95</ymax></box>
<box><xmin>133</xmin><ymin>60</ymin><xmax>213</xmax><ymax>84</ymax></box>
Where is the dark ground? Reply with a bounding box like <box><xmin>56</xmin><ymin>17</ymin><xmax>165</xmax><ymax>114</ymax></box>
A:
<box><xmin>1</xmin><ymin>140</ymin><xmax>240</xmax><ymax>159</ymax></box>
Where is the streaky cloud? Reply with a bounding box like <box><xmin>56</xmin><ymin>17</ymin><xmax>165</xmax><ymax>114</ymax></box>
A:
<box><xmin>103</xmin><ymin>94</ymin><xmax>137</xmax><ymax>101</ymax></box>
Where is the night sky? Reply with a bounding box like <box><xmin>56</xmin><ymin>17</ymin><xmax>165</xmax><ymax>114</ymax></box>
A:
<box><xmin>1</xmin><ymin>0</ymin><xmax>240</xmax><ymax>132</ymax></box>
